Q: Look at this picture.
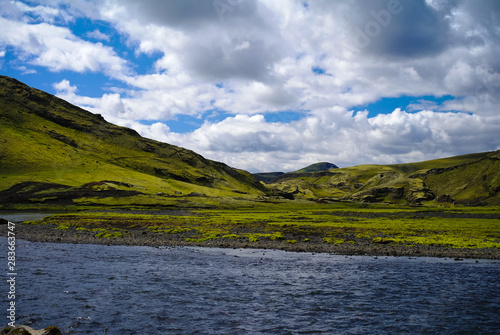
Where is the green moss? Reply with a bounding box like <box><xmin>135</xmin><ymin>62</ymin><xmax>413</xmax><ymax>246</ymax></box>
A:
<box><xmin>323</xmin><ymin>237</ymin><xmax>346</xmax><ymax>245</ymax></box>
<box><xmin>248</xmin><ymin>234</ymin><xmax>259</xmax><ymax>242</ymax></box>
<box><xmin>270</xmin><ymin>232</ymin><xmax>284</xmax><ymax>240</ymax></box>
<box><xmin>222</xmin><ymin>234</ymin><xmax>242</xmax><ymax>239</ymax></box>
<box><xmin>25</xmin><ymin>202</ymin><xmax>499</xmax><ymax>251</ymax></box>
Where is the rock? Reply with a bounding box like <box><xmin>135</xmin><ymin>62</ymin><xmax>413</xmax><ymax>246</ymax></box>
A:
<box><xmin>434</xmin><ymin>194</ymin><xmax>455</xmax><ymax>203</ymax></box>
<box><xmin>0</xmin><ymin>218</ymin><xmax>8</xmax><ymax>225</ymax></box>
<box><xmin>1</xmin><ymin>325</ymin><xmax>61</xmax><ymax>335</ymax></box>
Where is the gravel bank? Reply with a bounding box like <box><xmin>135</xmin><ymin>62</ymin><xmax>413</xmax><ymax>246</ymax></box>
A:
<box><xmin>13</xmin><ymin>222</ymin><xmax>500</xmax><ymax>260</ymax></box>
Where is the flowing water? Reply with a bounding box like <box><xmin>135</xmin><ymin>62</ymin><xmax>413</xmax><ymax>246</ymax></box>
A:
<box><xmin>1</xmin><ymin>237</ymin><xmax>499</xmax><ymax>334</ymax></box>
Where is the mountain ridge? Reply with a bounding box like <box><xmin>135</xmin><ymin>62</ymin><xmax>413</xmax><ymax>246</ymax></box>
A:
<box><xmin>253</xmin><ymin>162</ymin><xmax>338</xmax><ymax>183</ymax></box>
<box><xmin>269</xmin><ymin>150</ymin><xmax>500</xmax><ymax>205</ymax></box>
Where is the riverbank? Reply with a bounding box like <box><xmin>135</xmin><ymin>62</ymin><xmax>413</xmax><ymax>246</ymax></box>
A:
<box><xmin>14</xmin><ymin>220</ymin><xmax>500</xmax><ymax>260</ymax></box>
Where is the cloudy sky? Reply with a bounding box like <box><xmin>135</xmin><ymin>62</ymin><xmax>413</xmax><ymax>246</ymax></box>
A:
<box><xmin>1</xmin><ymin>0</ymin><xmax>499</xmax><ymax>172</ymax></box>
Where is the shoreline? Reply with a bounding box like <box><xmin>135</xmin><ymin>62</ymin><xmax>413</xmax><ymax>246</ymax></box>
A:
<box><xmin>14</xmin><ymin>222</ymin><xmax>500</xmax><ymax>260</ymax></box>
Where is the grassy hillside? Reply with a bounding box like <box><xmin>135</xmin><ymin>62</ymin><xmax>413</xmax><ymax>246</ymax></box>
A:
<box><xmin>269</xmin><ymin>151</ymin><xmax>500</xmax><ymax>205</ymax></box>
<box><xmin>295</xmin><ymin>162</ymin><xmax>338</xmax><ymax>173</ymax></box>
<box><xmin>0</xmin><ymin>76</ymin><xmax>268</xmax><ymax>208</ymax></box>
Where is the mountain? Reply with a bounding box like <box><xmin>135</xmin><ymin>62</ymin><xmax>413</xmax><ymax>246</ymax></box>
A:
<box><xmin>253</xmin><ymin>162</ymin><xmax>338</xmax><ymax>184</ymax></box>
<box><xmin>269</xmin><ymin>151</ymin><xmax>500</xmax><ymax>205</ymax></box>
<box><xmin>252</xmin><ymin>172</ymin><xmax>285</xmax><ymax>183</ymax></box>
<box><xmin>0</xmin><ymin>76</ymin><xmax>268</xmax><ymax>207</ymax></box>
<box><xmin>295</xmin><ymin>162</ymin><xmax>338</xmax><ymax>173</ymax></box>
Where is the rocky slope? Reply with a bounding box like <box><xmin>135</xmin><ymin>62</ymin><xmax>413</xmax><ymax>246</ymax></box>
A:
<box><xmin>0</xmin><ymin>76</ymin><xmax>268</xmax><ymax>207</ymax></box>
<box><xmin>269</xmin><ymin>151</ymin><xmax>500</xmax><ymax>205</ymax></box>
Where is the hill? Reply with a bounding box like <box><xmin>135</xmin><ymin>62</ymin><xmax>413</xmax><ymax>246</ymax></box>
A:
<box><xmin>295</xmin><ymin>162</ymin><xmax>338</xmax><ymax>173</ymax></box>
<box><xmin>0</xmin><ymin>76</ymin><xmax>268</xmax><ymax>208</ymax></box>
<box><xmin>269</xmin><ymin>151</ymin><xmax>500</xmax><ymax>205</ymax></box>
<box><xmin>253</xmin><ymin>162</ymin><xmax>338</xmax><ymax>184</ymax></box>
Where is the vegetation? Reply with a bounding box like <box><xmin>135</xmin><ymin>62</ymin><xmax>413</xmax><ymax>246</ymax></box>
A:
<box><xmin>27</xmin><ymin>202</ymin><xmax>500</xmax><ymax>255</ymax></box>
<box><xmin>269</xmin><ymin>151</ymin><xmax>500</xmax><ymax>206</ymax></box>
<box><xmin>1</xmin><ymin>76</ymin><xmax>499</xmax><ymax>257</ymax></box>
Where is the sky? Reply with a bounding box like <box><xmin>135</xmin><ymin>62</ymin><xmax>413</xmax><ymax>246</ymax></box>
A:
<box><xmin>1</xmin><ymin>0</ymin><xmax>499</xmax><ymax>173</ymax></box>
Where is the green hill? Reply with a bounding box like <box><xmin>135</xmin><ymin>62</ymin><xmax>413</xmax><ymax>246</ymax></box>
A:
<box><xmin>295</xmin><ymin>162</ymin><xmax>338</xmax><ymax>173</ymax></box>
<box><xmin>0</xmin><ymin>76</ymin><xmax>268</xmax><ymax>208</ymax></box>
<box><xmin>269</xmin><ymin>151</ymin><xmax>500</xmax><ymax>205</ymax></box>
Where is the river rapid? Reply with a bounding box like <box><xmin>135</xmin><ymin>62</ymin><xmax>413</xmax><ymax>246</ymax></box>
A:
<box><xmin>1</xmin><ymin>237</ymin><xmax>499</xmax><ymax>334</ymax></box>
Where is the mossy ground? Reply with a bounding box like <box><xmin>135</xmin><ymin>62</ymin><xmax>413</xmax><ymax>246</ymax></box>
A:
<box><xmin>23</xmin><ymin>202</ymin><xmax>500</xmax><ymax>256</ymax></box>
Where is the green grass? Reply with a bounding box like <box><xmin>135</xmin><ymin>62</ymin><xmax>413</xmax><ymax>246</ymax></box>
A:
<box><xmin>29</xmin><ymin>203</ymin><xmax>500</xmax><ymax>251</ymax></box>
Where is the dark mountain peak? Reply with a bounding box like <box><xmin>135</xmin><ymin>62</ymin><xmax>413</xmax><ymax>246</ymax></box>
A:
<box><xmin>296</xmin><ymin>162</ymin><xmax>339</xmax><ymax>173</ymax></box>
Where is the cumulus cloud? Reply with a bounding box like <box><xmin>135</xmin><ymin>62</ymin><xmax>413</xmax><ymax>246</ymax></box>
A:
<box><xmin>60</xmin><ymin>0</ymin><xmax>499</xmax><ymax>115</ymax></box>
<box><xmin>0</xmin><ymin>16</ymin><xmax>130</xmax><ymax>78</ymax></box>
<box><xmin>86</xmin><ymin>29</ymin><xmax>110</xmax><ymax>42</ymax></box>
<box><xmin>152</xmin><ymin>108</ymin><xmax>499</xmax><ymax>172</ymax></box>
<box><xmin>53</xmin><ymin>79</ymin><xmax>77</xmax><ymax>94</ymax></box>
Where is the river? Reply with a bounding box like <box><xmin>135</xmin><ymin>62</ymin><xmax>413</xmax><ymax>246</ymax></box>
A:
<box><xmin>1</xmin><ymin>237</ymin><xmax>499</xmax><ymax>334</ymax></box>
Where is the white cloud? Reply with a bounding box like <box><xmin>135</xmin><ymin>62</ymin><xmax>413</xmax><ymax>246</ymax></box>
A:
<box><xmin>86</xmin><ymin>29</ymin><xmax>110</xmax><ymax>42</ymax></box>
<box><xmin>128</xmin><ymin>108</ymin><xmax>498</xmax><ymax>172</ymax></box>
<box><xmin>15</xmin><ymin>65</ymin><xmax>37</xmax><ymax>75</ymax></box>
<box><xmin>12</xmin><ymin>1</ymin><xmax>61</xmax><ymax>23</ymax></box>
<box><xmin>53</xmin><ymin>79</ymin><xmax>77</xmax><ymax>94</ymax></box>
<box><xmin>49</xmin><ymin>0</ymin><xmax>499</xmax><ymax>117</ymax></box>
<box><xmin>0</xmin><ymin>16</ymin><xmax>130</xmax><ymax>78</ymax></box>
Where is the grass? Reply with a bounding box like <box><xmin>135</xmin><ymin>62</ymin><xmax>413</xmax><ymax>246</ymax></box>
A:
<box><xmin>28</xmin><ymin>202</ymin><xmax>500</xmax><ymax>251</ymax></box>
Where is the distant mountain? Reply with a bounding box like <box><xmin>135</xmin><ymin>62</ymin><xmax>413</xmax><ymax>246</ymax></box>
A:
<box><xmin>295</xmin><ymin>162</ymin><xmax>338</xmax><ymax>173</ymax></box>
<box><xmin>268</xmin><ymin>151</ymin><xmax>500</xmax><ymax>205</ymax></box>
<box><xmin>0</xmin><ymin>76</ymin><xmax>268</xmax><ymax>207</ymax></box>
<box><xmin>253</xmin><ymin>162</ymin><xmax>338</xmax><ymax>184</ymax></box>
<box><xmin>252</xmin><ymin>172</ymin><xmax>285</xmax><ymax>183</ymax></box>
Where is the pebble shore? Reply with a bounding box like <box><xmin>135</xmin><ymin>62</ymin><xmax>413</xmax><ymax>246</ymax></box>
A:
<box><xmin>15</xmin><ymin>222</ymin><xmax>500</xmax><ymax>260</ymax></box>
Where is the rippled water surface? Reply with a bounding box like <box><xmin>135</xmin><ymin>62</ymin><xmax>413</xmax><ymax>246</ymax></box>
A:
<box><xmin>1</xmin><ymin>238</ymin><xmax>499</xmax><ymax>334</ymax></box>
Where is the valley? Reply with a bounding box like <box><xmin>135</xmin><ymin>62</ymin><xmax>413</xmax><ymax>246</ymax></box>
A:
<box><xmin>1</xmin><ymin>76</ymin><xmax>499</xmax><ymax>258</ymax></box>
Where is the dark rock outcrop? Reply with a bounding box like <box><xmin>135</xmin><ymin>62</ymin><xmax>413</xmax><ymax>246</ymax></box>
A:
<box><xmin>1</xmin><ymin>325</ymin><xmax>61</xmax><ymax>335</ymax></box>
<box><xmin>434</xmin><ymin>194</ymin><xmax>455</xmax><ymax>203</ymax></box>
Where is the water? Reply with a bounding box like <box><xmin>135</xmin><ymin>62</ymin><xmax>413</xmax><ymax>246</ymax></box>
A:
<box><xmin>0</xmin><ymin>212</ymin><xmax>56</xmax><ymax>222</ymax></box>
<box><xmin>1</xmin><ymin>239</ymin><xmax>499</xmax><ymax>334</ymax></box>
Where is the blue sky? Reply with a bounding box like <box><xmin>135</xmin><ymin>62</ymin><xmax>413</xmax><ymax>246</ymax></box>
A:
<box><xmin>1</xmin><ymin>0</ymin><xmax>499</xmax><ymax>172</ymax></box>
